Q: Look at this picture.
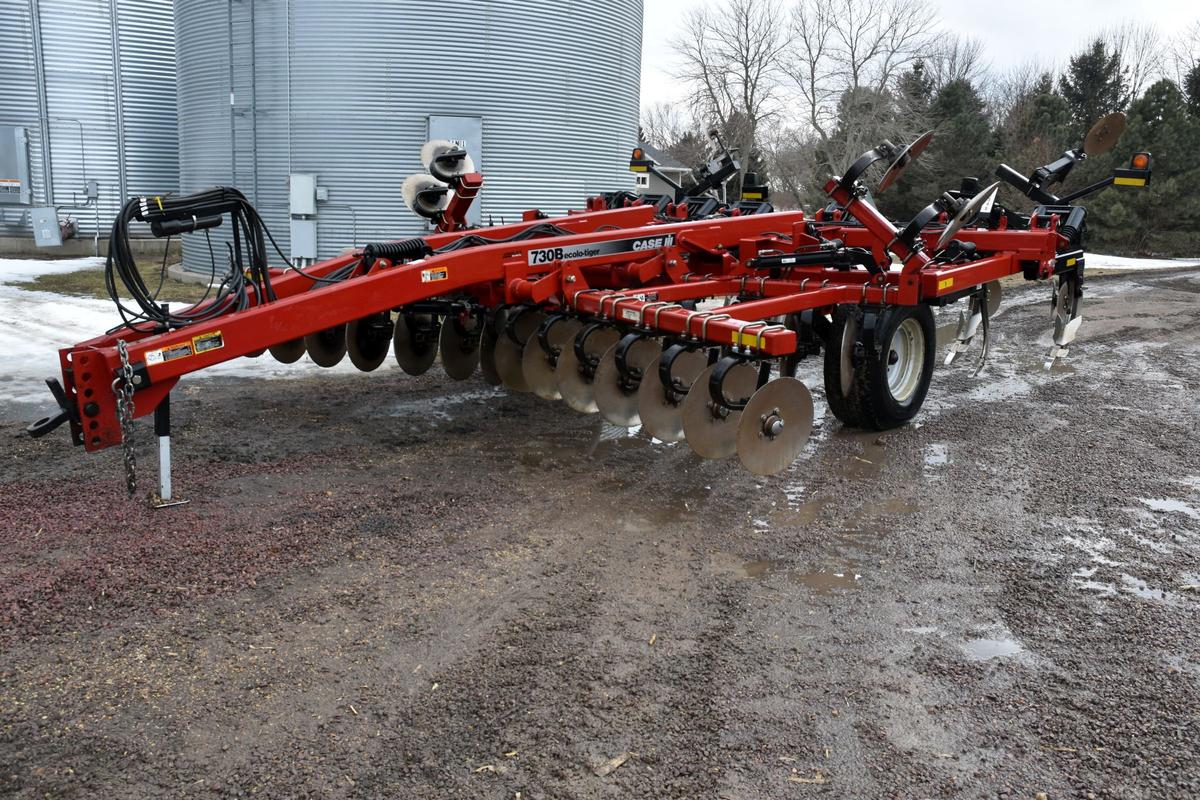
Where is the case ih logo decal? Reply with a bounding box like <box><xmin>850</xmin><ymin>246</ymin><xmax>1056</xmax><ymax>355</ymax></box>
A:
<box><xmin>527</xmin><ymin>234</ymin><xmax>675</xmax><ymax>266</ymax></box>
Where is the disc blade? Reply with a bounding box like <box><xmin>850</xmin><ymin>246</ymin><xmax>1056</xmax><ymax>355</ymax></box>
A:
<box><xmin>936</xmin><ymin>182</ymin><xmax>1000</xmax><ymax>250</ymax></box>
<box><xmin>522</xmin><ymin>317</ymin><xmax>583</xmax><ymax>400</ymax></box>
<box><xmin>495</xmin><ymin>310</ymin><xmax>545</xmax><ymax>392</ymax></box>
<box><xmin>594</xmin><ymin>338</ymin><xmax>663</xmax><ymax>427</ymax></box>
<box><xmin>877</xmin><ymin>130</ymin><xmax>934</xmax><ymax>193</ymax></box>
<box><xmin>638</xmin><ymin>348</ymin><xmax>707</xmax><ymax>443</ymax></box>
<box><xmin>393</xmin><ymin>312</ymin><xmax>440</xmax><ymax>375</ymax></box>
<box><xmin>1083</xmin><ymin>112</ymin><xmax>1126</xmax><ymax>156</ymax></box>
<box><xmin>439</xmin><ymin>317</ymin><xmax>481</xmax><ymax>381</ymax></box>
<box><xmin>304</xmin><ymin>325</ymin><xmax>347</xmax><ymax>368</ymax></box>
<box><xmin>681</xmin><ymin>362</ymin><xmax>758</xmax><ymax>459</ymax></box>
<box><xmin>347</xmin><ymin>313</ymin><xmax>393</xmax><ymax>372</ymax></box>
<box><xmin>479</xmin><ymin>309</ymin><xmax>506</xmax><ymax>386</ymax></box>
<box><xmin>557</xmin><ymin>327</ymin><xmax>621</xmax><ymax>413</ymax></box>
<box><xmin>736</xmin><ymin>378</ymin><xmax>814</xmax><ymax>475</ymax></box>
<box><xmin>269</xmin><ymin>338</ymin><xmax>306</xmax><ymax>364</ymax></box>
<box><xmin>245</xmin><ymin>348</ymin><xmax>266</xmax><ymax>358</ymax></box>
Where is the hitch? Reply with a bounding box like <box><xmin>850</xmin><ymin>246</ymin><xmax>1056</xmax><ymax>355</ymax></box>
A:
<box><xmin>26</xmin><ymin>378</ymin><xmax>78</xmax><ymax>439</ymax></box>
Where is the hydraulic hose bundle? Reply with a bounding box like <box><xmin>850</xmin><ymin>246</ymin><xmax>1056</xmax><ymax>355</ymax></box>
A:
<box><xmin>105</xmin><ymin>187</ymin><xmax>287</xmax><ymax>332</ymax></box>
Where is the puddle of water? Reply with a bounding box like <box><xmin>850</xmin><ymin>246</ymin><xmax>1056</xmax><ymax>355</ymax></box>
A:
<box><xmin>961</xmin><ymin>637</ymin><xmax>1025</xmax><ymax>661</ymax></box>
<box><xmin>1140</xmin><ymin>498</ymin><xmax>1200</xmax><ymax>521</ymax></box>
<box><xmin>771</xmin><ymin>496</ymin><xmax>832</xmax><ymax>526</ymax></box>
<box><xmin>741</xmin><ymin>558</ymin><xmax>862</xmax><ymax>593</ymax></box>
<box><xmin>742</xmin><ymin>559</ymin><xmax>776</xmax><ymax>579</ymax></box>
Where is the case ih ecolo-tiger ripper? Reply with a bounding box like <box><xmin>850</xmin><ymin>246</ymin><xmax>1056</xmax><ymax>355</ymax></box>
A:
<box><xmin>27</xmin><ymin>115</ymin><xmax>1152</xmax><ymax>503</ymax></box>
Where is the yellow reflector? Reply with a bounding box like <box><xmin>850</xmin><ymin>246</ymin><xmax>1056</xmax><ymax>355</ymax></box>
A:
<box><xmin>630</xmin><ymin>165</ymin><xmax>648</xmax><ymax>173</ymax></box>
<box><xmin>1114</xmin><ymin>176</ymin><xmax>1146</xmax><ymax>187</ymax></box>
<box><xmin>937</xmin><ymin>277</ymin><xmax>954</xmax><ymax>291</ymax></box>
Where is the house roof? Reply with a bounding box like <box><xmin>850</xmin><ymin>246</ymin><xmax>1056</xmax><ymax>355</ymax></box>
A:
<box><xmin>638</xmin><ymin>141</ymin><xmax>690</xmax><ymax>174</ymax></box>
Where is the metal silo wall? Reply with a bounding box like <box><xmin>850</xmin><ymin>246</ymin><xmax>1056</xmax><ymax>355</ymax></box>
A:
<box><xmin>0</xmin><ymin>0</ymin><xmax>178</xmax><ymax>238</ymax></box>
<box><xmin>177</xmin><ymin>0</ymin><xmax>641</xmax><ymax>271</ymax></box>
<box><xmin>0</xmin><ymin>1</ymin><xmax>46</xmax><ymax>209</ymax></box>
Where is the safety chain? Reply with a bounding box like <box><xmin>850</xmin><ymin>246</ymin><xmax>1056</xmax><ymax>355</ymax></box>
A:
<box><xmin>113</xmin><ymin>339</ymin><xmax>138</xmax><ymax>497</ymax></box>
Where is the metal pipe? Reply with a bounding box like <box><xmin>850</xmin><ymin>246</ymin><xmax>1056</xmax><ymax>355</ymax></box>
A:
<box><xmin>226</xmin><ymin>0</ymin><xmax>238</xmax><ymax>187</ymax></box>
<box><xmin>47</xmin><ymin>117</ymin><xmax>98</xmax><ymax>255</ymax></box>
<box><xmin>27</xmin><ymin>0</ymin><xmax>53</xmax><ymax>207</ymax></box>
<box><xmin>249</xmin><ymin>0</ymin><xmax>259</xmax><ymax>203</ymax></box>
<box><xmin>107</xmin><ymin>0</ymin><xmax>128</xmax><ymax>200</ymax></box>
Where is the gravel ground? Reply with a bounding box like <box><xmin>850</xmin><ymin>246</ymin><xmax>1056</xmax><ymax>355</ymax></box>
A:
<box><xmin>1</xmin><ymin>269</ymin><xmax>1197</xmax><ymax>799</ymax></box>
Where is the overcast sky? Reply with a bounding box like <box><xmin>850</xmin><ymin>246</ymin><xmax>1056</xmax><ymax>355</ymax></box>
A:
<box><xmin>640</xmin><ymin>0</ymin><xmax>1198</xmax><ymax>108</ymax></box>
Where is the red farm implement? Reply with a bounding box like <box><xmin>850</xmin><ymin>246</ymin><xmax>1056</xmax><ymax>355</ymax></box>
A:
<box><xmin>28</xmin><ymin>116</ymin><xmax>1152</xmax><ymax>501</ymax></box>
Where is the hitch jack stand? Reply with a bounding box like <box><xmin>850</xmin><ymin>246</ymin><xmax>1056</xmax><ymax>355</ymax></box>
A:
<box><xmin>150</xmin><ymin>394</ymin><xmax>188</xmax><ymax>509</ymax></box>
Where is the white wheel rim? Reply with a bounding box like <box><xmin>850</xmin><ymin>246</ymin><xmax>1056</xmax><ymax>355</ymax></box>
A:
<box><xmin>887</xmin><ymin>317</ymin><xmax>924</xmax><ymax>405</ymax></box>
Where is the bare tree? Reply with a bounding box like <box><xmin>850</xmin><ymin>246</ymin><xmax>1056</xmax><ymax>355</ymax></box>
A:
<box><xmin>1168</xmin><ymin>19</ymin><xmax>1200</xmax><ymax>87</ymax></box>
<box><xmin>825</xmin><ymin>0</ymin><xmax>937</xmax><ymax>91</ymax></box>
<box><xmin>924</xmin><ymin>35</ymin><xmax>989</xmax><ymax>92</ymax></box>
<box><xmin>760</xmin><ymin>126</ymin><xmax>821</xmax><ymax>208</ymax></box>
<box><xmin>640</xmin><ymin>102</ymin><xmax>693</xmax><ymax>149</ymax></box>
<box><xmin>780</xmin><ymin>0</ymin><xmax>937</xmax><ymax>165</ymax></box>
<box><xmin>985</xmin><ymin>59</ymin><xmax>1053</xmax><ymax>124</ymax></box>
<box><xmin>1103</xmin><ymin>21</ymin><xmax>1165</xmax><ymax>102</ymax></box>
<box><xmin>671</xmin><ymin>0</ymin><xmax>789</xmax><ymax>185</ymax></box>
<box><xmin>785</xmin><ymin>0</ymin><xmax>839</xmax><ymax>139</ymax></box>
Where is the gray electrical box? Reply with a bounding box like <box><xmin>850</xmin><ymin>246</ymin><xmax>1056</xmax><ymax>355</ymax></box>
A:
<box><xmin>0</xmin><ymin>126</ymin><xmax>33</xmax><ymax>206</ymax></box>
<box><xmin>289</xmin><ymin>173</ymin><xmax>317</xmax><ymax>216</ymax></box>
<box><xmin>31</xmin><ymin>207</ymin><xmax>62</xmax><ymax>247</ymax></box>
<box><xmin>427</xmin><ymin>115</ymin><xmax>482</xmax><ymax>226</ymax></box>
<box><xmin>290</xmin><ymin>218</ymin><xmax>317</xmax><ymax>260</ymax></box>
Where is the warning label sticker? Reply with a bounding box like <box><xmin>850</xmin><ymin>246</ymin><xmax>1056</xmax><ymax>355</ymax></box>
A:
<box><xmin>527</xmin><ymin>234</ymin><xmax>676</xmax><ymax>267</ymax></box>
<box><xmin>192</xmin><ymin>330</ymin><xmax>224</xmax><ymax>354</ymax></box>
<box><xmin>421</xmin><ymin>267</ymin><xmax>449</xmax><ymax>283</ymax></box>
<box><xmin>145</xmin><ymin>342</ymin><xmax>194</xmax><ymax>366</ymax></box>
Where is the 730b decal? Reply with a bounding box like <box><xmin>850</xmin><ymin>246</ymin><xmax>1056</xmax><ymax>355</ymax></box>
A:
<box><xmin>527</xmin><ymin>234</ymin><xmax>676</xmax><ymax>266</ymax></box>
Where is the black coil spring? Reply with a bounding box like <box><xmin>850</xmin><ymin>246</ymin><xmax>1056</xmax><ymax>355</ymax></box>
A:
<box><xmin>362</xmin><ymin>238</ymin><xmax>432</xmax><ymax>267</ymax></box>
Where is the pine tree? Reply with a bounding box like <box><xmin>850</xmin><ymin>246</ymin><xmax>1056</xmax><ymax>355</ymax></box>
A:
<box><xmin>926</xmin><ymin>79</ymin><xmax>996</xmax><ymax>191</ymax></box>
<box><xmin>1087</xmin><ymin>79</ymin><xmax>1200</xmax><ymax>255</ymax></box>
<box><xmin>995</xmin><ymin>73</ymin><xmax>1074</xmax><ymax>204</ymax></box>
<box><xmin>879</xmin><ymin>63</ymin><xmax>937</xmax><ymax>219</ymax></box>
<box><xmin>1185</xmin><ymin>64</ymin><xmax>1200</xmax><ymax>118</ymax></box>
<box><xmin>1058</xmin><ymin>39</ymin><xmax>1128</xmax><ymax>141</ymax></box>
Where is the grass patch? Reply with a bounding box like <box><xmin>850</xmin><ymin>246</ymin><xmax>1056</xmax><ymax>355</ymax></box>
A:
<box><xmin>12</xmin><ymin>261</ymin><xmax>215</xmax><ymax>305</ymax></box>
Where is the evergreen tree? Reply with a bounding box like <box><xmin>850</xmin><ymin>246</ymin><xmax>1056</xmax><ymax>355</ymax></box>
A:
<box><xmin>1087</xmin><ymin>79</ymin><xmax>1200</xmax><ymax>255</ymax></box>
<box><xmin>923</xmin><ymin>80</ymin><xmax>996</xmax><ymax>202</ymax></box>
<box><xmin>1059</xmin><ymin>39</ymin><xmax>1128</xmax><ymax>141</ymax></box>
<box><xmin>879</xmin><ymin>63</ymin><xmax>938</xmax><ymax>219</ymax></box>
<box><xmin>994</xmin><ymin>73</ymin><xmax>1074</xmax><ymax>204</ymax></box>
<box><xmin>1185</xmin><ymin>64</ymin><xmax>1200</xmax><ymax>118</ymax></box>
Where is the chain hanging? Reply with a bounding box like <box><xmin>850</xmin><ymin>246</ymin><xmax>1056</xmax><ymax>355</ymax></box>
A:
<box><xmin>113</xmin><ymin>339</ymin><xmax>138</xmax><ymax>497</ymax></box>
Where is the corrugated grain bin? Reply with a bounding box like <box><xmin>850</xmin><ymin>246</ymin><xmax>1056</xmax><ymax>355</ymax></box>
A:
<box><xmin>0</xmin><ymin>0</ymin><xmax>179</xmax><ymax>240</ymax></box>
<box><xmin>175</xmin><ymin>0</ymin><xmax>642</xmax><ymax>272</ymax></box>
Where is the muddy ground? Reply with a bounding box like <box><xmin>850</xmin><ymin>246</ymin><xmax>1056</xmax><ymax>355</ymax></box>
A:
<box><xmin>1</xmin><ymin>269</ymin><xmax>1198</xmax><ymax>799</ymax></box>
